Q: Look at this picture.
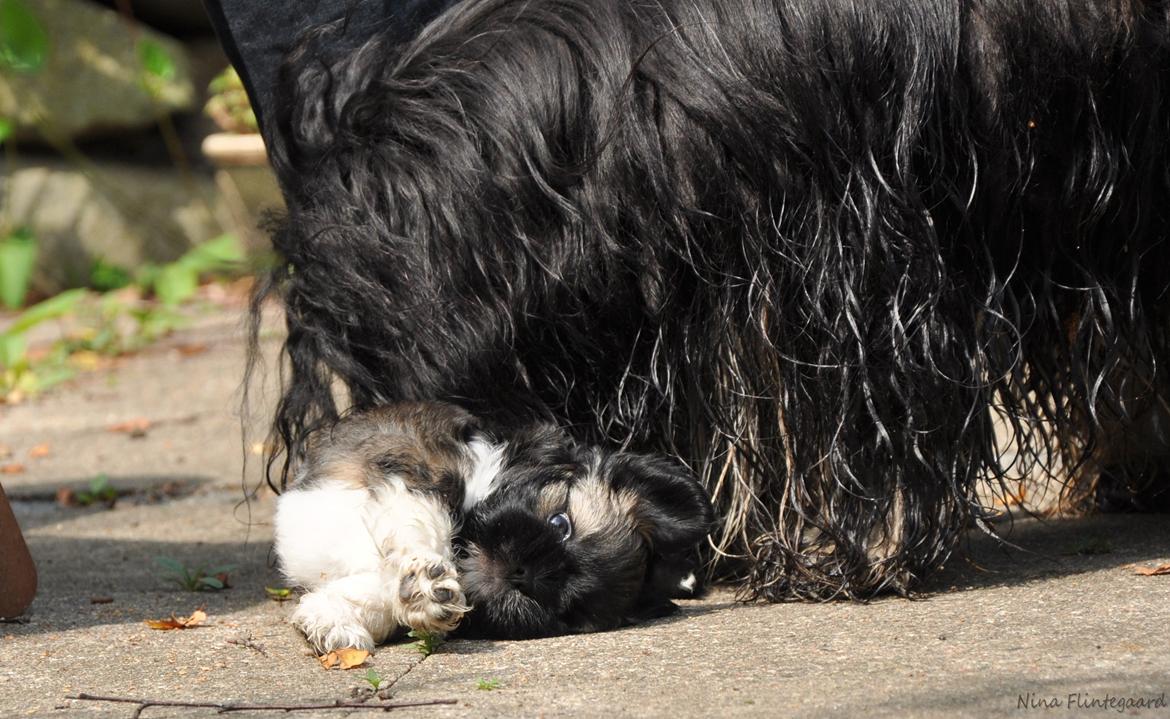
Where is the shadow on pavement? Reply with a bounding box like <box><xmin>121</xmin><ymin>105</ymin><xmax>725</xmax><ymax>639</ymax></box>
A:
<box><xmin>7</xmin><ymin>473</ymin><xmax>216</xmax><ymax>530</ymax></box>
<box><xmin>925</xmin><ymin>513</ymin><xmax>1170</xmax><ymax>593</ymax></box>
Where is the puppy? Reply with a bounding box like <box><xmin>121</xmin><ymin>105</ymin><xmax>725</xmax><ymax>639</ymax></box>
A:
<box><xmin>274</xmin><ymin>402</ymin><xmax>713</xmax><ymax>650</ymax></box>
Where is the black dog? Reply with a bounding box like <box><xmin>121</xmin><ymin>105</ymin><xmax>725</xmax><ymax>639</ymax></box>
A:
<box><xmin>252</xmin><ymin>0</ymin><xmax>1170</xmax><ymax>603</ymax></box>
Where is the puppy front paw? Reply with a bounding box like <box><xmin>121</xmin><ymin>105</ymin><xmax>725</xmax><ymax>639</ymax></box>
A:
<box><xmin>396</xmin><ymin>555</ymin><xmax>468</xmax><ymax>634</ymax></box>
<box><xmin>292</xmin><ymin>591</ymin><xmax>376</xmax><ymax>653</ymax></box>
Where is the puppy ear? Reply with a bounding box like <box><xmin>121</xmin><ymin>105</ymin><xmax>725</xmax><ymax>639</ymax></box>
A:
<box><xmin>606</xmin><ymin>454</ymin><xmax>714</xmax><ymax>554</ymax></box>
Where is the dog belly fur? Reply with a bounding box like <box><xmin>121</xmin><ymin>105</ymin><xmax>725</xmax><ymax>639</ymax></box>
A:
<box><xmin>276</xmin><ymin>478</ymin><xmax>465</xmax><ymax>650</ymax></box>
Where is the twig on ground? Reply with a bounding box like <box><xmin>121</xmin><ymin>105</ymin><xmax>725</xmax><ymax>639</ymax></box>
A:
<box><xmin>352</xmin><ymin>654</ymin><xmax>427</xmax><ymax>703</ymax></box>
<box><xmin>225</xmin><ymin>633</ymin><xmax>268</xmax><ymax>657</ymax></box>
<box><xmin>65</xmin><ymin>693</ymin><xmax>457</xmax><ymax>717</ymax></box>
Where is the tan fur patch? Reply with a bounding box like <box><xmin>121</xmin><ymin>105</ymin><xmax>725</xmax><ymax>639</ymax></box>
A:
<box><xmin>537</xmin><ymin>482</ymin><xmax>570</xmax><ymax>519</ymax></box>
<box><xmin>321</xmin><ymin>458</ymin><xmax>373</xmax><ymax>490</ymax></box>
<box><xmin>298</xmin><ymin>403</ymin><xmax>477</xmax><ymax>513</ymax></box>
<box><xmin>566</xmin><ymin>475</ymin><xmax>638</xmax><ymax>540</ymax></box>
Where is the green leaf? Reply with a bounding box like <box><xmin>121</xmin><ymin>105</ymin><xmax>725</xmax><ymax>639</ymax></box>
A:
<box><xmin>407</xmin><ymin>629</ymin><xmax>444</xmax><ymax>657</ymax></box>
<box><xmin>0</xmin><ymin>333</ymin><xmax>26</xmax><ymax>370</ymax></box>
<box><xmin>0</xmin><ymin>0</ymin><xmax>48</xmax><ymax>73</ymax></box>
<box><xmin>0</xmin><ymin>228</ymin><xmax>38</xmax><ymax>309</ymax></box>
<box><xmin>153</xmin><ymin>263</ymin><xmax>198</xmax><ymax>306</ymax></box>
<box><xmin>27</xmin><ymin>364</ymin><xmax>74</xmax><ymax>393</ymax></box>
<box><xmin>133</xmin><ymin>263</ymin><xmax>161</xmax><ymax>290</ymax></box>
<box><xmin>476</xmin><ymin>678</ymin><xmax>502</xmax><ymax>691</ymax></box>
<box><xmin>364</xmin><ymin>668</ymin><xmax>383</xmax><ymax>690</ymax></box>
<box><xmin>178</xmin><ymin>234</ymin><xmax>245</xmax><ymax>274</ymax></box>
<box><xmin>137</xmin><ymin>38</ymin><xmax>176</xmax><ymax>82</ymax></box>
<box><xmin>155</xmin><ymin>556</ymin><xmax>186</xmax><ymax>575</ymax></box>
<box><xmin>6</xmin><ymin>288</ymin><xmax>87</xmax><ymax>335</ymax></box>
<box><xmin>199</xmin><ymin>576</ymin><xmax>225</xmax><ymax>590</ymax></box>
<box><xmin>90</xmin><ymin>259</ymin><xmax>133</xmax><ymax>292</ymax></box>
<box><xmin>0</xmin><ymin>118</ymin><xmax>12</xmax><ymax>144</ymax></box>
<box><xmin>265</xmin><ymin>586</ymin><xmax>292</xmax><ymax>600</ymax></box>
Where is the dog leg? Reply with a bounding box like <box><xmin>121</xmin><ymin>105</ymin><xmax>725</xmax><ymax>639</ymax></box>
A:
<box><xmin>277</xmin><ymin>481</ymin><xmax>469</xmax><ymax>650</ymax></box>
<box><xmin>291</xmin><ymin>570</ymin><xmax>398</xmax><ymax>652</ymax></box>
<box><xmin>390</xmin><ymin>551</ymin><xmax>468</xmax><ymax>635</ymax></box>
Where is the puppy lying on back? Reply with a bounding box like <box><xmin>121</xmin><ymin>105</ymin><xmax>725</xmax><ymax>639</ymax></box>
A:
<box><xmin>274</xmin><ymin>402</ymin><xmax>713</xmax><ymax>650</ymax></box>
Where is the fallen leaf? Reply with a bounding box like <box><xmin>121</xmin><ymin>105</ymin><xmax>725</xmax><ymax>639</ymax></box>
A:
<box><xmin>56</xmin><ymin>487</ymin><xmax>77</xmax><ymax>507</ymax></box>
<box><xmin>69</xmin><ymin>351</ymin><xmax>103</xmax><ymax>371</ymax></box>
<box><xmin>107</xmin><ymin>418</ymin><xmax>151</xmax><ymax>438</ymax></box>
<box><xmin>337</xmin><ymin>648</ymin><xmax>370</xmax><ymax>669</ymax></box>
<box><xmin>28</xmin><ymin>443</ymin><xmax>51</xmax><ymax>459</ymax></box>
<box><xmin>318</xmin><ymin>652</ymin><xmax>339</xmax><ymax>669</ymax></box>
<box><xmin>145</xmin><ymin>609</ymin><xmax>208</xmax><ymax>630</ymax></box>
<box><xmin>318</xmin><ymin>648</ymin><xmax>369</xmax><ymax>670</ymax></box>
<box><xmin>0</xmin><ymin>463</ymin><xmax>25</xmax><ymax>475</ymax></box>
<box><xmin>175</xmin><ymin>343</ymin><xmax>208</xmax><ymax>357</ymax></box>
<box><xmin>1132</xmin><ymin>563</ymin><xmax>1170</xmax><ymax>576</ymax></box>
<box><xmin>265</xmin><ymin>586</ymin><xmax>292</xmax><ymax>602</ymax></box>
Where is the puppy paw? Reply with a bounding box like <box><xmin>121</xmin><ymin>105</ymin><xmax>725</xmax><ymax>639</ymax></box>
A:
<box><xmin>396</xmin><ymin>555</ymin><xmax>469</xmax><ymax>634</ymax></box>
<box><xmin>292</xmin><ymin>591</ymin><xmax>376</xmax><ymax>653</ymax></box>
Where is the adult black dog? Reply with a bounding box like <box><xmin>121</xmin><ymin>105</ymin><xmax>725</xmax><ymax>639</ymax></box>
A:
<box><xmin>246</xmin><ymin>0</ymin><xmax>1170</xmax><ymax>602</ymax></box>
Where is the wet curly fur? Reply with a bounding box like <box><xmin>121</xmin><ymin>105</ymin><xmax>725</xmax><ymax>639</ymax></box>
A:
<box><xmin>250</xmin><ymin>0</ymin><xmax>1170</xmax><ymax>601</ymax></box>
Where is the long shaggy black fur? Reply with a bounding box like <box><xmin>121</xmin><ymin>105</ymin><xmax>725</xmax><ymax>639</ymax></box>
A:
<box><xmin>251</xmin><ymin>0</ymin><xmax>1170</xmax><ymax>601</ymax></box>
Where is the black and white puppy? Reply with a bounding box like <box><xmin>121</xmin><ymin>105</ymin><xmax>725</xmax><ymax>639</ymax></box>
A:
<box><xmin>274</xmin><ymin>402</ymin><xmax>713</xmax><ymax>650</ymax></box>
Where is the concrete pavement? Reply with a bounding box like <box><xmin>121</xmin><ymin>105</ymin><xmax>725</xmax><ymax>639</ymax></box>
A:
<box><xmin>1</xmin><ymin>306</ymin><xmax>1168</xmax><ymax>718</ymax></box>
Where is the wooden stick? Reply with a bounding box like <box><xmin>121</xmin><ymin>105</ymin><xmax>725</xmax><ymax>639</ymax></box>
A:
<box><xmin>66</xmin><ymin>693</ymin><xmax>457</xmax><ymax>717</ymax></box>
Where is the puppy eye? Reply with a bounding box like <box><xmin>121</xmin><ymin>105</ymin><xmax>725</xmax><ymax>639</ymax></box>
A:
<box><xmin>547</xmin><ymin>513</ymin><xmax>572</xmax><ymax>541</ymax></box>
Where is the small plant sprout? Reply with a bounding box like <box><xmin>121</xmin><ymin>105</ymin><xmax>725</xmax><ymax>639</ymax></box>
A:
<box><xmin>363</xmin><ymin>668</ymin><xmax>383</xmax><ymax>692</ymax></box>
<box><xmin>476</xmin><ymin>678</ymin><xmax>502</xmax><ymax>691</ymax></box>
<box><xmin>156</xmin><ymin>556</ymin><xmax>236</xmax><ymax>592</ymax></box>
<box><xmin>406</xmin><ymin>629</ymin><xmax>444</xmax><ymax>657</ymax></box>
<box><xmin>75</xmin><ymin>474</ymin><xmax>118</xmax><ymax>506</ymax></box>
<box><xmin>264</xmin><ymin>586</ymin><xmax>293</xmax><ymax>601</ymax></box>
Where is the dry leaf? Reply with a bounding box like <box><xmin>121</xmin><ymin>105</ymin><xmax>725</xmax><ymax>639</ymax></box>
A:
<box><xmin>145</xmin><ymin>609</ymin><xmax>208</xmax><ymax>630</ymax></box>
<box><xmin>175</xmin><ymin>343</ymin><xmax>209</xmax><ymax>357</ymax></box>
<box><xmin>1</xmin><ymin>463</ymin><xmax>25</xmax><ymax>475</ymax></box>
<box><xmin>70</xmin><ymin>351</ymin><xmax>103</xmax><ymax>371</ymax></box>
<box><xmin>1132</xmin><ymin>563</ymin><xmax>1170</xmax><ymax>577</ymax></box>
<box><xmin>318</xmin><ymin>652</ymin><xmax>339</xmax><ymax>669</ymax></box>
<box><xmin>317</xmin><ymin>648</ymin><xmax>369</xmax><ymax>670</ymax></box>
<box><xmin>28</xmin><ymin>443</ymin><xmax>51</xmax><ymax>459</ymax></box>
<box><xmin>56</xmin><ymin>487</ymin><xmax>77</xmax><ymax>507</ymax></box>
<box><xmin>107</xmin><ymin>418</ymin><xmax>151</xmax><ymax>438</ymax></box>
<box><xmin>337</xmin><ymin>648</ymin><xmax>369</xmax><ymax>669</ymax></box>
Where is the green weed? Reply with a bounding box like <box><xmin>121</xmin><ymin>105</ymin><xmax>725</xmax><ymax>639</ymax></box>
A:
<box><xmin>75</xmin><ymin>474</ymin><xmax>118</xmax><ymax>507</ymax></box>
<box><xmin>156</xmin><ymin>556</ymin><xmax>236</xmax><ymax>592</ymax></box>
<box><xmin>363</xmin><ymin>669</ymin><xmax>384</xmax><ymax>691</ymax></box>
<box><xmin>407</xmin><ymin>629</ymin><xmax>444</xmax><ymax>657</ymax></box>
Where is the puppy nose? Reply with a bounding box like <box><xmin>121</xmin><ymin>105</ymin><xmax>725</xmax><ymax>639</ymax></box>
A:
<box><xmin>506</xmin><ymin>565</ymin><xmax>532</xmax><ymax>591</ymax></box>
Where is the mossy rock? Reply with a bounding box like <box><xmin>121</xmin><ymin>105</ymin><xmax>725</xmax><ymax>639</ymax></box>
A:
<box><xmin>0</xmin><ymin>0</ymin><xmax>194</xmax><ymax>140</ymax></box>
